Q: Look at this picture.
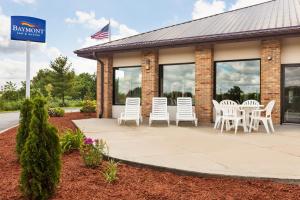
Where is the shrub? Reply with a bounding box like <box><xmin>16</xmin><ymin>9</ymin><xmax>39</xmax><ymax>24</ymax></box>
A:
<box><xmin>80</xmin><ymin>138</ymin><xmax>107</xmax><ymax>168</ymax></box>
<box><xmin>0</xmin><ymin>100</ymin><xmax>23</xmax><ymax>111</ymax></box>
<box><xmin>80</xmin><ymin>100</ymin><xmax>96</xmax><ymax>113</ymax></box>
<box><xmin>60</xmin><ymin>129</ymin><xmax>84</xmax><ymax>153</ymax></box>
<box><xmin>103</xmin><ymin>160</ymin><xmax>119</xmax><ymax>183</ymax></box>
<box><xmin>16</xmin><ymin>99</ymin><xmax>33</xmax><ymax>160</ymax></box>
<box><xmin>48</xmin><ymin>107</ymin><xmax>65</xmax><ymax>117</ymax></box>
<box><xmin>20</xmin><ymin>97</ymin><xmax>61</xmax><ymax>200</ymax></box>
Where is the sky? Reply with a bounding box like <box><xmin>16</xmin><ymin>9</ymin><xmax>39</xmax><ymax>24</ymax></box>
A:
<box><xmin>0</xmin><ymin>0</ymin><xmax>270</xmax><ymax>88</ymax></box>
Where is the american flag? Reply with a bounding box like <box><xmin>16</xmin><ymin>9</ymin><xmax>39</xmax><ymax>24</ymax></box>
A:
<box><xmin>91</xmin><ymin>23</ymin><xmax>110</xmax><ymax>40</ymax></box>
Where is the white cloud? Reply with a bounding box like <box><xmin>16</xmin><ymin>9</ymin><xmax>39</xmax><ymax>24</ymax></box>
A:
<box><xmin>13</xmin><ymin>0</ymin><xmax>36</xmax><ymax>4</ymax></box>
<box><xmin>66</xmin><ymin>11</ymin><xmax>139</xmax><ymax>48</ymax></box>
<box><xmin>192</xmin><ymin>0</ymin><xmax>271</xmax><ymax>19</ymax></box>
<box><xmin>230</xmin><ymin>0</ymin><xmax>270</xmax><ymax>10</ymax></box>
<box><xmin>192</xmin><ymin>0</ymin><xmax>226</xmax><ymax>19</ymax></box>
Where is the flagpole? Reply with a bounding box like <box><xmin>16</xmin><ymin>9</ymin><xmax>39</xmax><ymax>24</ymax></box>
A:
<box><xmin>109</xmin><ymin>19</ymin><xmax>111</xmax><ymax>42</ymax></box>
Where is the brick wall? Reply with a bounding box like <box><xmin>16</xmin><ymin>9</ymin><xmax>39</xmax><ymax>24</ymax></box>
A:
<box><xmin>141</xmin><ymin>49</ymin><xmax>159</xmax><ymax>117</ymax></box>
<box><xmin>96</xmin><ymin>55</ymin><xmax>113</xmax><ymax>118</ymax></box>
<box><xmin>261</xmin><ymin>39</ymin><xmax>281</xmax><ymax>124</ymax></box>
<box><xmin>195</xmin><ymin>45</ymin><xmax>214</xmax><ymax>124</ymax></box>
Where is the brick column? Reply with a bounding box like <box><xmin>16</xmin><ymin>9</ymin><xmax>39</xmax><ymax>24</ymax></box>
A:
<box><xmin>141</xmin><ymin>49</ymin><xmax>159</xmax><ymax>117</ymax></box>
<box><xmin>261</xmin><ymin>40</ymin><xmax>281</xmax><ymax>124</ymax></box>
<box><xmin>96</xmin><ymin>61</ymin><xmax>102</xmax><ymax>117</ymax></box>
<box><xmin>195</xmin><ymin>45</ymin><xmax>214</xmax><ymax>124</ymax></box>
<box><xmin>96</xmin><ymin>55</ymin><xmax>113</xmax><ymax>118</ymax></box>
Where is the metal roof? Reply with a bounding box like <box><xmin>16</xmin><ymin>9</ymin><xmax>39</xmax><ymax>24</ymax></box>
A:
<box><xmin>75</xmin><ymin>0</ymin><xmax>300</xmax><ymax>59</ymax></box>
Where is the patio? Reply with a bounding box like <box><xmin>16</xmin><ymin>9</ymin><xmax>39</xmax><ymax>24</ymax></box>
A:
<box><xmin>73</xmin><ymin>118</ymin><xmax>300</xmax><ymax>181</ymax></box>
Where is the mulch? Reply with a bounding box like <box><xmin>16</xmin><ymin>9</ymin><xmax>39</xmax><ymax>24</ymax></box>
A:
<box><xmin>0</xmin><ymin>112</ymin><xmax>299</xmax><ymax>200</ymax></box>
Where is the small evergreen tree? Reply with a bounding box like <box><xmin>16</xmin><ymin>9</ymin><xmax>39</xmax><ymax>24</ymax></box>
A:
<box><xmin>20</xmin><ymin>97</ymin><xmax>61</xmax><ymax>200</ymax></box>
<box><xmin>16</xmin><ymin>99</ymin><xmax>33</xmax><ymax>160</ymax></box>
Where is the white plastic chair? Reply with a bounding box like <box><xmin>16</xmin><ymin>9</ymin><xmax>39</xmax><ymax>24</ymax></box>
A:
<box><xmin>212</xmin><ymin>100</ymin><xmax>222</xmax><ymax>129</ymax></box>
<box><xmin>220</xmin><ymin>105</ymin><xmax>247</xmax><ymax>134</ymax></box>
<box><xmin>242</xmin><ymin>100</ymin><xmax>260</xmax><ymax>107</ymax></box>
<box><xmin>242</xmin><ymin>100</ymin><xmax>260</xmax><ymax>127</ymax></box>
<box><xmin>118</xmin><ymin>98</ymin><xmax>142</xmax><ymax>126</ymax></box>
<box><xmin>220</xmin><ymin>100</ymin><xmax>238</xmax><ymax>106</ymax></box>
<box><xmin>176</xmin><ymin>97</ymin><xmax>197</xmax><ymax>126</ymax></box>
<box><xmin>149</xmin><ymin>97</ymin><xmax>170</xmax><ymax>126</ymax></box>
<box><xmin>249</xmin><ymin>100</ymin><xmax>275</xmax><ymax>134</ymax></box>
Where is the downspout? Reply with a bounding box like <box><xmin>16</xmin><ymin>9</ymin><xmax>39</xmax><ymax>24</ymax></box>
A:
<box><xmin>93</xmin><ymin>52</ymin><xmax>104</xmax><ymax>118</ymax></box>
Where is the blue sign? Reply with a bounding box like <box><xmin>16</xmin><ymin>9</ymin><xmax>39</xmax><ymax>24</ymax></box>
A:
<box><xmin>11</xmin><ymin>16</ymin><xmax>46</xmax><ymax>43</ymax></box>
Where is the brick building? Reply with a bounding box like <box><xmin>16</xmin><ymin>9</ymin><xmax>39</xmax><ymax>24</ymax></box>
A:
<box><xmin>75</xmin><ymin>0</ymin><xmax>300</xmax><ymax>124</ymax></box>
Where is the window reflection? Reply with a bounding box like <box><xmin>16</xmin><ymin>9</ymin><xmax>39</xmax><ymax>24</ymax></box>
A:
<box><xmin>160</xmin><ymin>64</ymin><xmax>195</xmax><ymax>105</ymax></box>
<box><xmin>114</xmin><ymin>67</ymin><xmax>141</xmax><ymax>105</ymax></box>
<box><xmin>215</xmin><ymin>60</ymin><xmax>260</xmax><ymax>103</ymax></box>
<box><xmin>284</xmin><ymin>66</ymin><xmax>300</xmax><ymax>123</ymax></box>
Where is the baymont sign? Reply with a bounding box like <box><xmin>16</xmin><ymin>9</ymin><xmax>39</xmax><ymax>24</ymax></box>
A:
<box><xmin>11</xmin><ymin>16</ymin><xmax>46</xmax><ymax>43</ymax></box>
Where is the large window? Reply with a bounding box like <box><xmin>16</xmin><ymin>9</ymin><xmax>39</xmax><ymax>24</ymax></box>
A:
<box><xmin>215</xmin><ymin>59</ymin><xmax>260</xmax><ymax>103</ymax></box>
<box><xmin>160</xmin><ymin>63</ymin><xmax>195</xmax><ymax>105</ymax></box>
<box><xmin>113</xmin><ymin>67</ymin><xmax>141</xmax><ymax>105</ymax></box>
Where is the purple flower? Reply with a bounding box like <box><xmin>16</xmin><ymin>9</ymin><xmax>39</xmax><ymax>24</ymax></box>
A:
<box><xmin>84</xmin><ymin>137</ymin><xmax>93</xmax><ymax>145</ymax></box>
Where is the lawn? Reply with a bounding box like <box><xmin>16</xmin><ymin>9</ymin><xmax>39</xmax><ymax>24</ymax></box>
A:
<box><xmin>0</xmin><ymin>113</ymin><xmax>299</xmax><ymax>200</ymax></box>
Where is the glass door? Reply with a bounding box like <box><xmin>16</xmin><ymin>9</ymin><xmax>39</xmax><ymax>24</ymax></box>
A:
<box><xmin>283</xmin><ymin>65</ymin><xmax>300</xmax><ymax>123</ymax></box>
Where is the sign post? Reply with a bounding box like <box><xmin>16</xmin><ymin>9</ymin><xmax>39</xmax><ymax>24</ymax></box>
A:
<box><xmin>25</xmin><ymin>41</ymin><xmax>31</xmax><ymax>98</ymax></box>
<box><xmin>11</xmin><ymin>16</ymin><xmax>46</xmax><ymax>98</ymax></box>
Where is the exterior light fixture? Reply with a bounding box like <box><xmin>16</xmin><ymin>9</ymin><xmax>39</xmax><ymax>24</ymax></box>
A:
<box><xmin>145</xmin><ymin>58</ymin><xmax>151</xmax><ymax>70</ymax></box>
<box><xmin>267</xmin><ymin>56</ymin><xmax>272</xmax><ymax>61</ymax></box>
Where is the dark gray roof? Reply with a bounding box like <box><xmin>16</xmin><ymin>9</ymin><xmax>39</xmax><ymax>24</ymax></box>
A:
<box><xmin>75</xmin><ymin>0</ymin><xmax>300</xmax><ymax>59</ymax></box>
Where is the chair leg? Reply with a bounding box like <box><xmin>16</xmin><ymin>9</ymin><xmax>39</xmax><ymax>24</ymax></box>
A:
<box><xmin>195</xmin><ymin>120</ymin><xmax>197</xmax><ymax>127</ymax></box>
<box><xmin>167</xmin><ymin>120</ymin><xmax>170</xmax><ymax>126</ymax></box>
<box><xmin>176</xmin><ymin>120</ymin><xmax>179</xmax><ymax>126</ymax></box>
<box><xmin>262</xmin><ymin>119</ymin><xmax>270</xmax><ymax>134</ymax></box>
<box><xmin>136</xmin><ymin>119</ymin><xmax>139</xmax><ymax>126</ymax></box>
<box><xmin>149</xmin><ymin>119</ymin><xmax>152</xmax><ymax>126</ymax></box>
<box><xmin>249</xmin><ymin>117</ymin><xmax>254</xmax><ymax>133</ymax></box>
<box><xmin>214</xmin><ymin>117</ymin><xmax>220</xmax><ymax>129</ymax></box>
<box><xmin>221</xmin><ymin>119</ymin><xmax>225</xmax><ymax>134</ymax></box>
<box><xmin>268</xmin><ymin>119</ymin><xmax>275</xmax><ymax>133</ymax></box>
<box><xmin>242</xmin><ymin>119</ymin><xmax>247</xmax><ymax>133</ymax></box>
<box><xmin>234</xmin><ymin>119</ymin><xmax>238</xmax><ymax>134</ymax></box>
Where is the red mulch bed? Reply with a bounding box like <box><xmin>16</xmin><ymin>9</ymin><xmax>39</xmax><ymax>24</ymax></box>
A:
<box><xmin>0</xmin><ymin>113</ymin><xmax>299</xmax><ymax>200</ymax></box>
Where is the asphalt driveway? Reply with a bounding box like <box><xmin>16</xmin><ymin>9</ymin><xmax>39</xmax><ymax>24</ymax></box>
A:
<box><xmin>0</xmin><ymin>112</ymin><xmax>19</xmax><ymax>133</ymax></box>
<box><xmin>0</xmin><ymin>107</ymin><xmax>80</xmax><ymax>133</ymax></box>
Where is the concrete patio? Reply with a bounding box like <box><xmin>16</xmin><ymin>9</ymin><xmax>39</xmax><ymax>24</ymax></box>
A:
<box><xmin>73</xmin><ymin>118</ymin><xmax>300</xmax><ymax>180</ymax></box>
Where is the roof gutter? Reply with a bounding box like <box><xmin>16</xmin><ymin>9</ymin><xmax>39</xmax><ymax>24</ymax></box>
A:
<box><xmin>92</xmin><ymin>52</ymin><xmax>104</xmax><ymax>119</ymax></box>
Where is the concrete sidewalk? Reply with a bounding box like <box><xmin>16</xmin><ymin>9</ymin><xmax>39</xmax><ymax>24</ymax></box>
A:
<box><xmin>73</xmin><ymin>118</ymin><xmax>300</xmax><ymax>180</ymax></box>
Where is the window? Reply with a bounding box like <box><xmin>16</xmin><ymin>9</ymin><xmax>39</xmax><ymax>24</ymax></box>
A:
<box><xmin>215</xmin><ymin>59</ymin><xmax>260</xmax><ymax>103</ymax></box>
<box><xmin>160</xmin><ymin>63</ymin><xmax>195</xmax><ymax>105</ymax></box>
<box><xmin>113</xmin><ymin>67</ymin><xmax>141</xmax><ymax>105</ymax></box>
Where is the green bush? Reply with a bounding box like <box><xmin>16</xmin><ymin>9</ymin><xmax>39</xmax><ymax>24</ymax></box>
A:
<box><xmin>0</xmin><ymin>100</ymin><xmax>23</xmax><ymax>111</ymax></box>
<box><xmin>80</xmin><ymin>138</ymin><xmax>107</xmax><ymax>168</ymax></box>
<box><xmin>80</xmin><ymin>100</ymin><xmax>96</xmax><ymax>113</ymax></box>
<box><xmin>60</xmin><ymin>129</ymin><xmax>84</xmax><ymax>154</ymax></box>
<box><xmin>16</xmin><ymin>99</ymin><xmax>33</xmax><ymax>160</ymax></box>
<box><xmin>103</xmin><ymin>160</ymin><xmax>119</xmax><ymax>183</ymax></box>
<box><xmin>48</xmin><ymin>107</ymin><xmax>65</xmax><ymax>117</ymax></box>
<box><xmin>20</xmin><ymin>97</ymin><xmax>61</xmax><ymax>200</ymax></box>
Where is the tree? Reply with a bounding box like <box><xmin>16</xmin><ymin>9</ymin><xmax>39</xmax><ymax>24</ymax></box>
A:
<box><xmin>16</xmin><ymin>99</ymin><xmax>33</xmax><ymax>160</ymax></box>
<box><xmin>20</xmin><ymin>97</ymin><xmax>61</xmax><ymax>200</ymax></box>
<box><xmin>49</xmin><ymin>56</ymin><xmax>75</xmax><ymax>106</ymax></box>
<box><xmin>224</xmin><ymin>86</ymin><xmax>244</xmax><ymax>103</ymax></box>
<box><xmin>31</xmin><ymin>69</ymin><xmax>53</xmax><ymax>97</ymax></box>
<box><xmin>1</xmin><ymin>81</ymin><xmax>18</xmax><ymax>100</ymax></box>
<box><xmin>72</xmin><ymin>73</ymin><xmax>96</xmax><ymax>100</ymax></box>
